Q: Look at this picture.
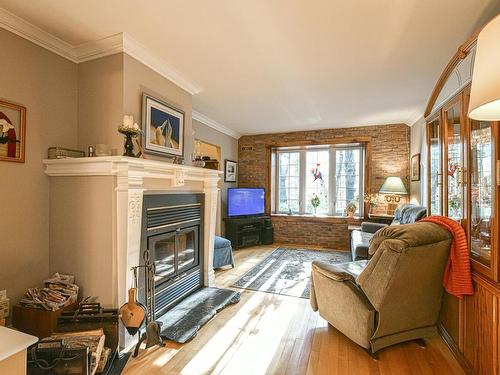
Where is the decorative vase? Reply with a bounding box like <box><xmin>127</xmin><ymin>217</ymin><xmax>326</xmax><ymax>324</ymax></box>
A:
<box><xmin>123</xmin><ymin>132</ymin><xmax>135</xmax><ymax>157</ymax></box>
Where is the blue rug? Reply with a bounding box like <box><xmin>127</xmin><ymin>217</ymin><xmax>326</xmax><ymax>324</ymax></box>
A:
<box><xmin>232</xmin><ymin>247</ymin><xmax>350</xmax><ymax>298</ymax></box>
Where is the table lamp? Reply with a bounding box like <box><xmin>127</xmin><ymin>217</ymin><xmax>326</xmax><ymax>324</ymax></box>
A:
<box><xmin>468</xmin><ymin>14</ymin><xmax>500</xmax><ymax>121</ymax></box>
<box><xmin>379</xmin><ymin>177</ymin><xmax>408</xmax><ymax>215</ymax></box>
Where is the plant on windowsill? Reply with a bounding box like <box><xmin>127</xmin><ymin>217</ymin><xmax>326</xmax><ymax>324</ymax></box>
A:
<box><xmin>311</xmin><ymin>194</ymin><xmax>320</xmax><ymax>215</ymax></box>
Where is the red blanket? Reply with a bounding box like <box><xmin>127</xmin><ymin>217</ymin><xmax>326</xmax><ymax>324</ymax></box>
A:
<box><xmin>421</xmin><ymin>216</ymin><xmax>474</xmax><ymax>298</ymax></box>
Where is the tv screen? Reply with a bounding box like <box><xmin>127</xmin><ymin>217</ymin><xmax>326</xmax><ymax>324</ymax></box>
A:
<box><xmin>227</xmin><ymin>188</ymin><xmax>265</xmax><ymax>217</ymax></box>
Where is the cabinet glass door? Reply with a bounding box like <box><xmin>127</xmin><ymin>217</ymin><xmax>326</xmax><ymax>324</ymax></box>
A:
<box><xmin>469</xmin><ymin>120</ymin><xmax>495</xmax><ymax>267</ymax></box>
<box><xmin>444</xmin><ymin>99</ymin><xmax>465</xmax><ymax>221</ymax></box>
<box><xmin>428</xmin><ymin>116</ymin><xmax>443</xmax><ymax>215</ymax></box>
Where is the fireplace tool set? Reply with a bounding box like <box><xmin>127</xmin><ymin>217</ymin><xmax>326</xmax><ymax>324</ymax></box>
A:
<box><xmin>118</xmin><ymin>249</ymin><xmax>166</xmax><ymax>357</ymax></box>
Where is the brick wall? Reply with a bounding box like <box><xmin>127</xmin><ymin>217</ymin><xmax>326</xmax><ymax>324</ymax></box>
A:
<box><xmin>237</xmin><ymin>124</ymin><xmax>410</xmax><ymax>250</ymax></box>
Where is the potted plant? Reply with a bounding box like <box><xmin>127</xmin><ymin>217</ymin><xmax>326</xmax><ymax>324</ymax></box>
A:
<box><xmin>311</xmin><ymin>194</ymin><xmax>320</xmax><ymax>215</ymax></box>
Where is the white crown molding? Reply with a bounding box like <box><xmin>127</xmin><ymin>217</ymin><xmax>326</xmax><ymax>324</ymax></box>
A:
<box><xmin>406</xmin><ymin>111</ymin><xmax>425</xmax><ymax>127</ymax></box>
<box><xmin>0</xmin><ymin>7</ymin><xmax>77</xmax><ymax>62</ymax></box>
<box><xmin>73</xmin><ymin>33</ymin><xmax>124</xmax><ymax>63</ymax></box>
<box><xmin>121</xmin><ymin>33</ymin><xmax>202</xmax><ymax>95</ymax></box>
<box><xmin>0</xmin><ymin>8</ymin><xmax>202</xmax><ymax>94</ymax></box>
<box><xmin>192</xmin><ymin>111</ymin><xmax>241</xmax><ymax>139</ymax></box>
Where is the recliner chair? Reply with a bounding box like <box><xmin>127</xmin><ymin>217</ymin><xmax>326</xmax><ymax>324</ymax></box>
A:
<box><xmin>310</xmin><ymin>222</ymin><xmax>452</xmax><ymax>354</ymax></box>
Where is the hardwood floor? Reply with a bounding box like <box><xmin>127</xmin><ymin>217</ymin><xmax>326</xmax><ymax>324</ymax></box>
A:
<box><xmin>123</xmin><ymin>245</ymin><xmax>465</xmax><ymax>375</ymax></box>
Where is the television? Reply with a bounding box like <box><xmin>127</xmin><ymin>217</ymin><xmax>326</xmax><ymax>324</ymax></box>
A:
<box><xmin>227</xmin><ymin>188</ymin><xmax>265</xmax><ymax>217</ymax></box>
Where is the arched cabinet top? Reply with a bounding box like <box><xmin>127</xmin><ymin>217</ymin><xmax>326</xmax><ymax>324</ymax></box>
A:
<box><xmin>424</xmin><ymin>32</ymin><xmax>479</xmax><ymax>119</ymax></box>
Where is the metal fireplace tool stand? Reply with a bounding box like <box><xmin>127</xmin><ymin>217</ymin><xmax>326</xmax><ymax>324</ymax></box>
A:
<box><xmin>132</xmin><ymin>249</ymin><xmax>166</xmax><ymax>357</ymax></box>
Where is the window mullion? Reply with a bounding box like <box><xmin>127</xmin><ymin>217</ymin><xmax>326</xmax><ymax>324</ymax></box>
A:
<box><xmin>330</xmin><ymin>147</ymin><xmax>336</xmax><ymax>215</ymax></box>
<box><xmin>299</xmin><ymin>150</ymin><xmax>306</xmax><ymax>215</ymax></box>
<box><xmin>359</xmin><ymin>146</ymin><xmax>364</xmax><ymax>217</ymax></box>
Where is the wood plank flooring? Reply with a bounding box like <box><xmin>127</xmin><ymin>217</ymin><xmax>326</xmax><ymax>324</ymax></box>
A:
<box><xmin>123</xmin><ymin>245</ymin><xmax>465</xmax><ymax>375</ymax></box>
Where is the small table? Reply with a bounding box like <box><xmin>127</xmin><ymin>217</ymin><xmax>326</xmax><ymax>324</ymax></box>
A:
<box><xmin>0</xmin><ymin>326</ymin><xmax>38</xmax><ymax>375</ymax></box>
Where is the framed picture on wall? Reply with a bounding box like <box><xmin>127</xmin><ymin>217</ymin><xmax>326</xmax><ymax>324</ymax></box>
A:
<box><xmin>225</xmin><ymin>160</ymin><xmax>237</xmax><ymax>183</ymax></box>
<box><xmin>0</xmin><ymin>99</ymin><xmax>26</xmax><ymax>163</ymax></box>
<box><xmin>142</xmin><ymin>93</ymin><xmax>184</xmax><ymax>157</ymax></box>
<box><xmin>411</xmin><ymin>153</ymin><xmax>420</xmax><ymax>181</ymax></box>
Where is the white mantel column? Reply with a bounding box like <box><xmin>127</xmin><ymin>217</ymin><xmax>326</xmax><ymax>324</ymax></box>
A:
<box><xmin>115</xmin><ymin>171</ymin><xmax>145</xmax><ymax>309</ymax></box>
<box><xmin>203</xmin><ymin>176</ymin><xmax>220</xmax><ymax>286</ymax></box>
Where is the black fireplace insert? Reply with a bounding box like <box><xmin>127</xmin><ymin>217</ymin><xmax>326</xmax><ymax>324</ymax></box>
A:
<box><xmin>140</xmin><ymin>193</ymin><xmax>204</xmax><ymax>318</ymax></box>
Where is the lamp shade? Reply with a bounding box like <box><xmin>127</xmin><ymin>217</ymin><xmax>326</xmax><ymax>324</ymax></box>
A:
<box><xmin>379</xmin><ymin>177</ymin><xmax>408</xmax><ymax>195</ymax></box>
<box><xmin>468</xmin><ymin>14</ymin><xmax>500</xmax><ymax>120</ymax></box>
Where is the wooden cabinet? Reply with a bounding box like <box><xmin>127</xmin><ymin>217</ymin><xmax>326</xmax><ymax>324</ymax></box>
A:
<box><xmin>425</xmin><ymin>32</ymin><xmax>500</xmax><ymax>375</ymax></box>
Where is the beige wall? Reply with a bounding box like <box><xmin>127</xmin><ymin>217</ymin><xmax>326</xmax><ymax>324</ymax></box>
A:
<box><xmin>0</xmin><ymin>29</ymin><xmax>78</xmax><ymax>305</ymax></box>
<box><xmin>123</xmin><ymin>54</ymin><xmax>194</xmax><ymax>164</ymax></box>
<box><xmin>192</xmin><ymin>119</ymin><xmax>239</xmax><ymax>234</ymax></box>
<box><xmin>78</xmin><ymin>54</ymin><xmax>124</xmax><ymax>152</ymax></box>
<box><xmin>410</xmin><ymin>117</ymin><xmax>426</xmax><ymax>206</ymax></box>
<box><xmin>49</xmin><ymin>177</ymin><xmax>116</xmax><ymax>306</ymax></box>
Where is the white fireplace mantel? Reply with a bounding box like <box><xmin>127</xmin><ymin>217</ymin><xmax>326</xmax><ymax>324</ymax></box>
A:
<box><xmin>43</xmin><ymin>156</ymin><xmax>222</xmax><ymax>188</ymax></box>
<box><xmin>43</xmin><ymin>157</ymin><xmax>222</xmax><ymax>343</ymax></box>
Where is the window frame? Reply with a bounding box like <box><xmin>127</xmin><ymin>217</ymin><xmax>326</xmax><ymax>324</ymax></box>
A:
<box><xmin>272</xmin><ymin>144</ymin><xmax>365</xmax><ymax>217</ymax></box>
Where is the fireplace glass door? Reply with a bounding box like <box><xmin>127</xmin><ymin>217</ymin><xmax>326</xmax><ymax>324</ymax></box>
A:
<box><xmin>148</xmin><ymin>225</ymin><xmax>199</xmax><ymax>285</ymax></box>
<box><xmin>177</xmin><ymin>226</ymin><xmax>199</xmax><ymax>274</ymax></box>
<box><xmin>149</xmin><ymin>233</ymin><xmax>176</xmax><ymax>283</ymax></box>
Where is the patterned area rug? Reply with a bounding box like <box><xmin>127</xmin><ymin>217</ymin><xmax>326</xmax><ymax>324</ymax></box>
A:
<box><xmin>158</xmin><ymin>287</ymin><xmax>240</xmax><ymax>343</ymax></box>
<box><xmin>232</xmin><ymin>247</ymin><xmax>350</xmax><ymax>298</ymax></box>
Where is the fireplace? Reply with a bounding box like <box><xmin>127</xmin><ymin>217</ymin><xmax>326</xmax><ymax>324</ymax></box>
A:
<box><xmin>140</xmin><ymin>193</ymin><xmax>204</xmax><ymax>317</ymax></box>
<box><xmin>44</xmin><ymin>156</ymin><xmax>222</xmax><ymax>347</ymax></box>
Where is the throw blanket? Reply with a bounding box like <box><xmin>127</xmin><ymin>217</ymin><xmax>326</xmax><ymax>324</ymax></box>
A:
<box><xmin>421</xmin><ymin>216</ymin><xmax>473</xmax><ymax>298</ymax></box>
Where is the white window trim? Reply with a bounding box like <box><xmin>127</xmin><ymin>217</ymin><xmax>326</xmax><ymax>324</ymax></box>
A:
<box><xmin>273</xmin><ymin>144</ymin><xmax>365</xmax><ymax>217</ymax></box>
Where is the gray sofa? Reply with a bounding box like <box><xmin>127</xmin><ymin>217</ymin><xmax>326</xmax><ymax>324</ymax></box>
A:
<box><xmin>350</xmin><ymin>204</ymin><xmax>427</xmax><ymax>260</ymax></box>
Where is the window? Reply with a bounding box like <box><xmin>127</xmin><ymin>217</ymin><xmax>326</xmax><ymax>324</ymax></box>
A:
<box><xmin>273</xmin><ymin>145</ymin><xmax>364</xmax><ymax>216</ymax></box>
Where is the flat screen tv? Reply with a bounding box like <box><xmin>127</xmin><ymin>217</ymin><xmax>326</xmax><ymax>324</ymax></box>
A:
<box><xmin>227</xmin><ymin>188</ymin><xmax>265</xmax><ymax>217</ymax></box>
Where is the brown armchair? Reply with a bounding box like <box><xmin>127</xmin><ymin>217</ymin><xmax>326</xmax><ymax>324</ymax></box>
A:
<box><xmin>310</xmin><ymin>222</ymin><xmax>452</xmax><ymax>354</ymax></box>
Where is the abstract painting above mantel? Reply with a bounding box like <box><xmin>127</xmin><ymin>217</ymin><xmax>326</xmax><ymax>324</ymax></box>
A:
<box><xmin>0</xmin><ymin>100</ymin><xmax>26</xmax><ymax>163</ymax></box>
<box><xmin>142</xmin><ymin>93</ymin><xmax>184</xmax><ymax>158</ymax></box>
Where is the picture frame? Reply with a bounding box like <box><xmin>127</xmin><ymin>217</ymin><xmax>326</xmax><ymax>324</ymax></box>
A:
<box><xmin>411</xmin><ymin>153</ymin><xmax>420</xmax><ymax>181</ymax></box>
<box><xmin>142</xmin><ymin>93</ymin><xmax>185</xmax><ymax>158</ymax></box>
<box><xmin>0</xmin><ymin>99</ymin><xmax>26</xmax><ymax>163</ymax></box>
<box><xmin>224</xmin><ymin>160</ymin><xmax>237</xmax><ymax>183</ymax></box>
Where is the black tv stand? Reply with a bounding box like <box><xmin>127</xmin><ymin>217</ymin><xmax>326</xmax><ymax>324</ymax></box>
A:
<box><xmin>224</xmin><ymin>216</ymin><xmax>273</xmax><ymax>249</ymax></box>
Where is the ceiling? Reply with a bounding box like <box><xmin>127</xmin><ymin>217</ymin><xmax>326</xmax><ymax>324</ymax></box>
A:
<box><xmin>0</xmin><ymin>1</ymin><xmax>499</xmax><ymax>136</ymax></box>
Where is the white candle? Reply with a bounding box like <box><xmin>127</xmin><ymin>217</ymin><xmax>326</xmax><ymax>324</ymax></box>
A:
<box><xmin>123</xmin><ymin>115</ymin><xmax>134</xmax><ymax>128</ymax></box>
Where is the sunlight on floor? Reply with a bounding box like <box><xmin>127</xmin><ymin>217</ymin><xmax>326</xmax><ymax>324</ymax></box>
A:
<box><xmin>179</xmin><ymin>292</ymin><xmax>298</xmax><ymax>375</ymax></box>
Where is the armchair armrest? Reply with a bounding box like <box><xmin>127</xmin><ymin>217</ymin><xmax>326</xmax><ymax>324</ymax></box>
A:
<box><xmin>310</xmin><ymin>261</ymin><xmax>376</xmax><ymax>349</ymax></box>
<box><xmin>311</xmin><ymin>261</ymin><xmax>355</xmax><ymax>282</ymax></box>
<box><xmin>361</xmin><ymin>221</ymin><xmax>388</xmax><ymax>233</ymax></box>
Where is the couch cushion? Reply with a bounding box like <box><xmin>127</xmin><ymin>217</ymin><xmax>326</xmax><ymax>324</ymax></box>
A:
<box><xmin>351</xmin><ymin>230</ymin><xmax>374</xmax><ymax>260</ymax></box>
<box><xmin>400</xmin><ymin>206</ymin><xmax>427</xmax><ymax>224</ymax></box>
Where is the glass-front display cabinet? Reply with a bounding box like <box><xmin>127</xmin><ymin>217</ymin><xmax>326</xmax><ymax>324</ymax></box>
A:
<box><xmin>427</xmin><ymin>86</ymin><xmax>499</xmax><ymax>281</ymax></box>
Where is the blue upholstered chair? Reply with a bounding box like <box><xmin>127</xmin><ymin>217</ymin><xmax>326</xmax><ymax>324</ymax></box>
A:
<box><xmin>213</xmin><ymin>236</ymin><xmax>235</xmax><ymax>269</ymax></box>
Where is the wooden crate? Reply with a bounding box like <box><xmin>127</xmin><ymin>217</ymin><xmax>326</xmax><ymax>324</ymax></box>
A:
<box><xmin>13</xmin><ymin>302</ymin><xmax>79</xmax><ymax>339</ymax></box>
